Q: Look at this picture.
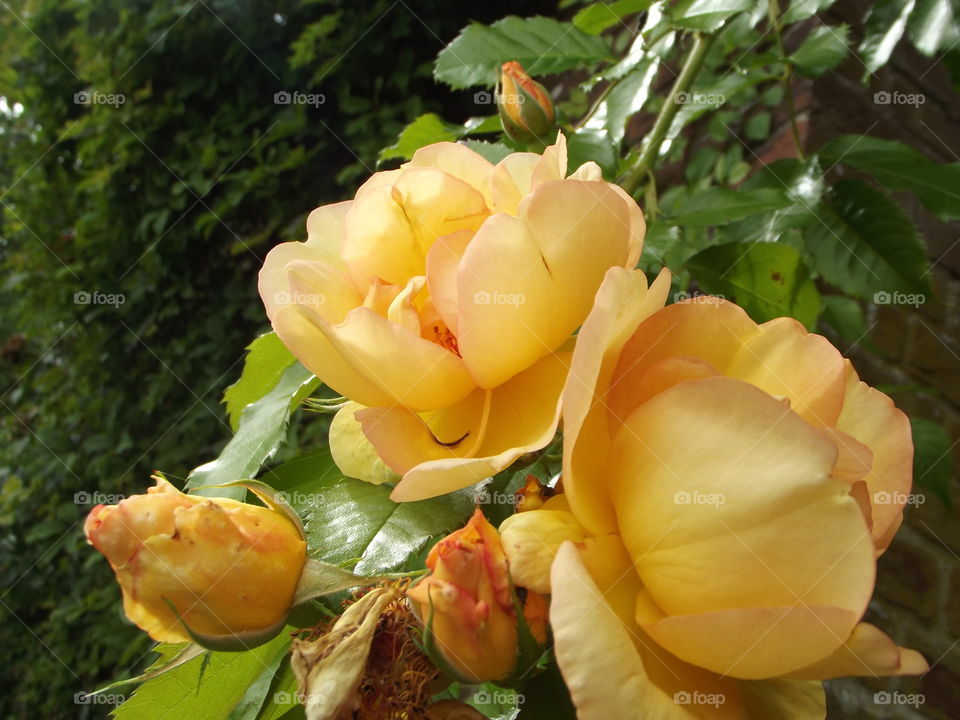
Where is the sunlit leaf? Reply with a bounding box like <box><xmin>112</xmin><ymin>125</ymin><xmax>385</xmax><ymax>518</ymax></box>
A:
<box><xmin>435</xmin><ymin>16</ymin><xmax>612</xmax><ymax>89</ymax></box>
<box><xmin>686</xmin><ymin>241</ymin><xmax>821</xmax><ymax>328</ymax></box>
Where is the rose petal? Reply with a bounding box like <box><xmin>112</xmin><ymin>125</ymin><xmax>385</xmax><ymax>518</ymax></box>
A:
<box><xmin>561</xmin><ymin>267</ymin><xmax>671</xmax><ymax>535</ymax></box>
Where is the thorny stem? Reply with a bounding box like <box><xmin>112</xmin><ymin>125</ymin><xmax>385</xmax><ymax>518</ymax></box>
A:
<box><xmin>620</xmin><ymin>31</ymin><xmax>717</xmax><ymax>197</ymax></box>
<box><xmin>768</xmin><ymin>0</ymin><xmax>806</xmax><ymax>159</ymax></box>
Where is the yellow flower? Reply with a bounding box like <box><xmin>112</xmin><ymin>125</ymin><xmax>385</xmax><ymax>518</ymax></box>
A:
<box><xmin>259</xmin><ymin>134</ymin><xmax>647</xmax><ymax>500</ymax></box>
<box><xmin>84</xmin><ymin>477</ymin><xmax>306</xmax><ymax>644</ymax></box>
<box><xmin>407</xmin><ymin>509</ymin><xmax>518</xmax><ymax>683</ymax></box>
<box><xmin>501</xmin><ymin>268</ymin><xmax>926</xmax><ymax>718</ymax></box>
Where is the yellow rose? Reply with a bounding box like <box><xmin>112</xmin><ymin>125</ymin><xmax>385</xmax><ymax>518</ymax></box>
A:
<box><xmin>84</xmin><ymin>477</ymin><xmax>306</xmax><ymax>644</ymax></box>
<box><xmin>407</xmin><ymin>509</ymin><xmax>518</xmax><ymax>683</ymax></box>
<box><xmin>501</xmin><ymin>268</ymin><xmax>926</xmax><ymax>718</ymax></box>
<box><xmin>258</xmin><ymin>134</ymin><xmax>647</xmax><ymax>500</ymax></box>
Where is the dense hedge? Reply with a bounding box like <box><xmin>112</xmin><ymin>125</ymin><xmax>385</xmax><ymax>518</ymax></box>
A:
<box><xmin>0</xmin><ymin>1</ymin><xmax>552</xmax><ymax>716</ymax></box>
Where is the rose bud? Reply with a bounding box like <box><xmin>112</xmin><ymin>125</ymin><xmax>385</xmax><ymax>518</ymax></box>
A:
<box><xmin>407</xmin><ymin>509</ymin><xmax>518</xmax><ymax>683</ymax></box>
<box><xmin>498</xmin><ymin>61</ymin><xmax>556</xmax><ymax>145</ymax></box>
<box><xmin>84</xmin><ymin>476</ymin><xmax>306</xmax><ymax>647</ymax></box>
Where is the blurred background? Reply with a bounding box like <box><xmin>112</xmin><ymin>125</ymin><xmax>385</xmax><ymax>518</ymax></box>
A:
<box><xmin>0</xmin><ymin>1</ymin><xmax>956</xmax><ymax>718</ymax></box>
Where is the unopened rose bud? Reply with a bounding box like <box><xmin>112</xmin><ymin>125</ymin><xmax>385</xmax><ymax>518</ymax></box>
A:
<box><xmin>407</xmin><ymin>509</ymin><xmax>518</xmax><ymax>683</ymax></box>
<box><xmin>498</xmin><ymin>61</ymin><xmax>556</xmax><ymax>145</ymax></box>
<box><xmin>84</xmin><ymin>476</ymin><xmax>306</xmax><ymax>646</ymax></box>
<box><xmin>515</xmin><ymin>474</ymin><xmax>546</xmax><ymax>512</ymax></box>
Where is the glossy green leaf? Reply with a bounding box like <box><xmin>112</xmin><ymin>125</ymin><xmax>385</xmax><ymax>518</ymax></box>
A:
<box><xmin>686</xmin><ymin>242</ymin><xmax>821</xmax><ymax>327</ymax></box>
<box><xmin>860</xmin><ymin>0</ymin><xmax>916</xmax><ymax>73</ymax></box>
<box><xmin>112</xmin><ymin>633</ymin><xmax>291</xmax><ymax>720</ymax></box>
<box><xmin>790</xmin><ymin>24</ymin><xmax>849</xmax><ymax>77</ymax></box>
<box><xmin>818</xmin><ymin>135</ymin><xmax>960</xmax><ymax>221</ymax></box>
<box><xmin>223</xmin><ymin>333</ymin><xmax>297</xmax><ymax>433</ymax></box>
<box><xmin>908</xmin><ymin>0</ymin><xmax>955</xmax><ymax>55</ymax></box>
<box><xmin>566</xmin><ymin>129</ymin><xmax>619</xmax><ymax>178</ymax></box>
<box><xmin>669</xmin><ymin>0</ymin><xmax>755</xmax><ymax>31</ymax></box>
<box><xmin>803</xmin><ymin>178</ymin><xmax>932</xmax><ymax>300</ymax></box>
<box><xmin>379</xmin><ymin>113</ymin><xmax>462</xmax><ymax>162</ymax></box>
<box><xmin>461</xmin><ymin>139</ymin><xmax>513</xmax><ymax>163</ymax></box>
<box><xmin>435</xmin><ymin>16</ymin><xmax>612</xmax><ymax>89</ymax></box>
<box><xmin>782</xmin><ymin>0</ymin><xmax>837</xmax><ymax>24</ymax></box>
<box><xmin>671</xmin><ymin>187</ymin><xmax>793</xmax><ymax>225</ymax></box>
<box><xmin>597</xmin><ymin>57</ymin><xmax>658</xmax><ymax>142</ymax></box>
<box><xmin>911</xmin><ymin>417</ymin><xmax>953</xmax><ymax>507</ymax></box>
<box><xmin>719</xmin><ymin>157</ymin><xmax>825</xmax><ymax>244</ymax></box>
<box><xmin>262</xmin><ymin>449</ymin><xmax>475</xmax><ymax>573</ymax></box>
<box><xmin>186</xmin><ymin>362</ymin><xmax>319</xmax><ymax>499</ymax></box>
<box><xmin>573</xmin><ymin>0</ymin><xmax>653</xmax><ymax>34</ymax></box>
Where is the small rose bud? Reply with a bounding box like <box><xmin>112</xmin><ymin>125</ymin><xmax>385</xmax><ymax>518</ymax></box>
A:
<box><xmin>498</xmin><ymin>61</ymin><xmax>556</xmax><ymax>145</ymax></box>
<box><xmin>84</xmin><ymin>476</ymin><xmax>306</xmax><ymax>646</ymax></box>
<box><xmin>407</xmin><ymin>509</ymin><xmax>518</xmax><ymax>683</ymax></box>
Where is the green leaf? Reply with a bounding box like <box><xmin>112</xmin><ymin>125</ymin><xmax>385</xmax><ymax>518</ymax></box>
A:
<box><xmin>686</xmin><ymin>242</ymin><xmax>822</xmax><ymax>327</ymax></box>
<box><xmin>908</xmin><ymin>0</ymin><xmax>955</xmax><ymax>55</ymax></box>
<box><xmin>803</xmin><ymin>179</ymin><xmax>932</xmax><ymax>300</ymax></box>
<box><xmin>790</xmin><ymin>24</ymin><xmax>849</xmax><ymax>77</ymax></box>
<box><xmin>223</xmin><ymin>333</ymin><xmax>297</xmax><ymax>433</ymax></box>
<box><xmin>669</xmin><ymin>0</ymin><xmax>755</xmax><ymax>32</ymax></box>
<box><xmin>112</xmin><ymin>633</ymin><xmax>291</xmax><ymax>720</ymax></box>
<box><xmin>719</xmin><ymin>157</ymin><xmax>825</xmax><ymax>243</ymax></box>
<box><xmin>782</xmin><ymin>0</ymin><xmax>837</xmax><ymax>24</ymax></box>
<box><xmin>744</xmin><ymin>111</ymin><xmax>771</xmax><ymax>140</ymax></box>
<box><xmin>379</xmin><ymin>113</ymin><xmax>462</xmax><ymax>162</ymax></box>
<box><xmin>434</xmin><ymin>16</ymin><xmax>612</xmax><ymax>89</ymax></box>
<box><xmin>461</xmin><ymin>139</ymin><xmax>513</xmax><ymax>164</ymax></box>
<box><xmin>566</xmin><ymin>129</ymin><xmax>618</xmax><ymax>178</ymax></box>
<box><xmin>519</xmin><ymin>660</ymin><xmax>577</xmax><ymax>719</ymax></box>
<box><xmin>263</xmin><ymin>449</ymin><xmax>475</xmax><ymax>573</ymax></box>
<box><xmin>671</xmin><ymin>187</ymin><xmax>793</xmax><ymax>225</ymax></box>
<box><xmin>186</xmin><ymin>363</ymin><xmax>319</xmax><ymax>500</ymax></box>
<box><xmin>596</xmin><ymin>57</ymin><xmax>658</xmax><ymax>143</ymax></box>
<box><xmin>820</xmin><ymin>295</ymin><xmax>870</xmax><ymax>347</ymax></box>
<box><xmin>573</xmin><ymin>0</ymin><xmax>653</xmax><ymax>34</ymax></box>
<box><xmin>818</xmin><ymin>135</ymin><xmax>960</xmax><ymax>221</ymax></box>
<box><xmin>911</xmin><ymin>417</ymin><xmax>953</xmax><ymax>507</ymax></box>
<box><xmin>226</xmin><ymin>638</ymin><xmax>290</xmax><ymax>720</ymax></box>
<box><xmin>860</xmin><ymin>0</ymin><xmax>916</xmax><ymax>73</ymax></box>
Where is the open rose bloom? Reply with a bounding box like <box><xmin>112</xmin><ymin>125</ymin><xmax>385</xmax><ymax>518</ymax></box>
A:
<box><xmin>258</xmin><ymin>134</ymin><xmax>646</xmax><ymax>501</ymax></box>
<box><xmin>500</xmin><ymin>268</ymin><xmax>926</xmax><ymax>718</ymax></box>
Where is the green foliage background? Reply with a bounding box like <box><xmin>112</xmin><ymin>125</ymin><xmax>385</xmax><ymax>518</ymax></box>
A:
<box><xmin>0</xmin><ymin>1</ymin><xmax>551</xmax><ymax>717</ymax></box>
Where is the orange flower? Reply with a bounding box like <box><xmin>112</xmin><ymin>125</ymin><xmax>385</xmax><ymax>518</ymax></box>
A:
<box><xmin>407</xmin><ymin>509</ymin><xmax>517</xmax><ymax>683</ymax></box>
<box><xmin>84</xmin><ymin>477</ymin><xmax>306</xmax><ymax>644</ymax></box>
<box><xmin>502</xmin><ymin>268</ymin><xmax>926</xmax><ymax>717</ymax></box>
